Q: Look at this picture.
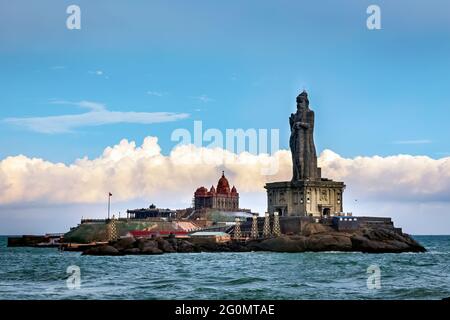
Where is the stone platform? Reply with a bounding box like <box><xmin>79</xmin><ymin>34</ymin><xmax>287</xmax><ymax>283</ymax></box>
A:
<box><xmin>265</xmin><ymin>179</ymin><xmax>345</xmax><ymax>217</ymax></box>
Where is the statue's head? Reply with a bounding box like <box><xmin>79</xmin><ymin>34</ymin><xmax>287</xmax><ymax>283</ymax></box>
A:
<box><xmin>296</xmin><ymin>90</ymin><xmax>309</xmax><ymax>109</ymax></box>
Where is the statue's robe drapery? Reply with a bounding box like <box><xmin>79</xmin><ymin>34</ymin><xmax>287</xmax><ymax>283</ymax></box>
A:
<box><xmin>289</xmin><ymin>105</ymin><xmax>320</xmax><ymax>181</ymax></box>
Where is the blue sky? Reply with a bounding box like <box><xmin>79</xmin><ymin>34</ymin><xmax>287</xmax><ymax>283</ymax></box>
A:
<box><xmin>1</xmin><ymin>0</ymin><xmax>449</xmax><ymax>162</ymax></box>
<box><xmin>1</xmin><ymin>0</ymin><xmax>450</xmax><ymax>234</ymax></box>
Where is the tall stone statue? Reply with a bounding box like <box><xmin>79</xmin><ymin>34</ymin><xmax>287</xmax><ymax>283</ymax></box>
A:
<box><xmin>266</xmin><ymin>90</ymin><xmax>343</xmax><ymax>217</ymax></box>
<box><xmin>289</xmin><ymin>90</ymin><xmax>321</xmax><ymax>181</ymax></box>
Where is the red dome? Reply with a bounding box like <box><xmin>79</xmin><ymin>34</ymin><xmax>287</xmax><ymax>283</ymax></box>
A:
<box><xmin>216</xmin><ymin>171</ymin><xmax>231</xmax><ymax>194</ymax></box>
<box><xmin>231</xmin><ymin>185</ymin><xmax>237</xmax><ymax>194</ymax></box>
<box><xmin>209</xmin><ymin>185</ymin><xmax>216</xmax><ymax>193</ymax></box>
<box><xmin>194</xmin><ymin>186</ymin><xmax>208</xmax><ymax>196</ymax></box>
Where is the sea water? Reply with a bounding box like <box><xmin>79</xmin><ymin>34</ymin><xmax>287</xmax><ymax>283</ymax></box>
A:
<box><xmin>0</xmin><ymin>236</ymin><xmax>449</xmax><ymax>300</ymax></box>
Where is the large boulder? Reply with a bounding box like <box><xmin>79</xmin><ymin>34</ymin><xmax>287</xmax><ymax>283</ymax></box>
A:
<box><xmin>141</xmin><ymin>246</ymin><xmax>164</xmax><ymax>254</ymax></box>
<box><xmin>255</xmin><ymin>234</ymin><xmax>353</xmax><ymax>252</ymax></box>
<box><xmin>83</xmin><ymin>245</ymin><xmax>122</xmax><ymax>256</ymax></box>
<box><xmin>252</xmin><ymin>225</ymin><xmax>425</xmax><ymax>253</ymax></box>
<box><xmin>192</xmin><ymin>241</ymin><xmax>219</xmax><ymax>252</ymax></box>
<box><xmin>306</xmin><ymin>233</ymin><xmax>353</xmax><ymax>251</ymax></box>
<box><xmin>256</xmin><ymin>236</ymin><xmax>307</xmax><ymax>252</ymax></box>
<box><xmin>136</xmin><ymin>239</ymin><xmax>158</xmax><ymax>251</ymax></box>
<box><xmin>168</xmin><ymin>237</ymin><xmax>178</xmax><ymax>251</ymax></box>
<box><xmin>157</xmin><ymin>239</ymin><xmax>176</xmax><ymax>253</ymax></box>
<box><xmin>113</xmin><ymin>237</ymin><xmax>136</xmax><ymax>251</ymax></box>
<box><xmin>123</xmin><ymin>248</ymin><xmax>141</xmax><ymax>254</ymax></box>
<box><xmin>350</xmin><ymin>229</ymin><xmax>426</xmax><ymax>253</ymax></box>
<box><xmin>176</xmin><ymin>240</ymin><xmax>196</xmax><ymax>253</ymax></box>
<box><xmin>228</xmin><ymin>241</ymin><xmax>252</xmax><ymax>252</ymax></box>
<box><xmin>301</xmin><ymin>222</ymin><xmax>332</xmax><ymax>236</ymax></box>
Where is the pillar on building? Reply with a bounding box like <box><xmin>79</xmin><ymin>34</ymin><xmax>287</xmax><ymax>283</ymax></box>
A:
<box><xmin>263</xmin><ymin>212</ymin><xmax>271</xmax><ymax>238</ymax></box>
<box><xmin>272</xmin><ymin>212</ymin><xmax>281</xmax><ymax>237</ymax></box>
<box><xmin>250</xmin><ymin>214</ymin><xmax>259</xmax><ymax>239</ymax></box>
<box><xmin>233</xmin><ymin>218</ymin><xmax>241</xmax><ymax>241</ymax></box>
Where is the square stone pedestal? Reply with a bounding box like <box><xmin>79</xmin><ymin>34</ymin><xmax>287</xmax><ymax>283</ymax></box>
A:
<box><xmin>265</xmin><ymin>179</ymin><xmax>345</xmax><ymax>217</ymax></box>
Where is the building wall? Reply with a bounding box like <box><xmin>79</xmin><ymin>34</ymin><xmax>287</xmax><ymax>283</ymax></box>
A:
<box><xmin>266</xmin><ymin>181</ymin><xmax>345</xmax><ymax>217</ymax></box>
<box><xmin>194</xmin><ymin>196</ymin><xmax>213</xmax><ymax>210</ymax></box>
<box><xmin>190</xmin><ymin>234</ymin><xmax>231</xmax><ymax>244</ymax></box>
<box><xmin>195</xmin><ymin>194</ymin><xmax>239</xmax><ymax>211</ymax></box>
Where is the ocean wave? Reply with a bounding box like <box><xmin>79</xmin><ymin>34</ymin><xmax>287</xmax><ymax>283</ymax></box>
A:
<box><xmin>223</xmin><ymin>277</ymin><xmax>268</xmax><ymax>285</ymax></box>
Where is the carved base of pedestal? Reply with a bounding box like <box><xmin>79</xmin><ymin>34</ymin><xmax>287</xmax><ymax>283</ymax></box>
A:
<box><xmin>265</xmin><ymin>179</ymin><xmax>345</xmax><ymax>217</ymax></box>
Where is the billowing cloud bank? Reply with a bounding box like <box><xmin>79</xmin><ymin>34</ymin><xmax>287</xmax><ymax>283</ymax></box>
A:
<box><xmin>319</xmin><ymin>151</ymin><xmax>450</xmax><ymax>202</ymax></box>
<box><xmin>1</xmin><ymin>136</ymin><xmax>450</xmax><ymax>206</ymax></box>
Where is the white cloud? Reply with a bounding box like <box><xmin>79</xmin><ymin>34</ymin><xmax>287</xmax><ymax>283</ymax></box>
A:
<box><xmin>1</xmin><ymin>137</ymin><xmax>450</xmax><ymax>209</ymax></box>
<box><xmin>49</xmin><ymin>100</ymin><xmax>106</xmax><ymax>112</ymax></box>
<box><xmin>191</xmin><ymin>94</ymin><xmax>214</xmax><ymax>103</ymax></box>
<box><xmin>88</xmin><ymin>70</ymin><xmax>104</xmax><ymax>76</ymax></box>
<box><xmin>3</xmin><ymin>100</ymin><xmax>189</xmax><ymax>133</ymax></box>
<box><xmin>319</xmin><ymin>150</ymin><xmax>450</xmax><ymax>202</ymax></box>
<box><xmin>88</xmin><ymin>70</ymin><xmax>109</xmax><ymax>79</ymax></box>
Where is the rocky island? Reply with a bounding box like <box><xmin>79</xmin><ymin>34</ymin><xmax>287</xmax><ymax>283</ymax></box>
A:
<box><xmin>8</xmin><ymin>91</ymin><xmax>426</xmax><ymax>255</ymax></box>
<box><xmin>82</xmin><ymin>220</ymin><xmax>425</xmax><ymax>256</ymax></box>
<box><xmin>82</xmin><ymin>91</ymin><xmax>425</xmax><ymax>255</ymax></box>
